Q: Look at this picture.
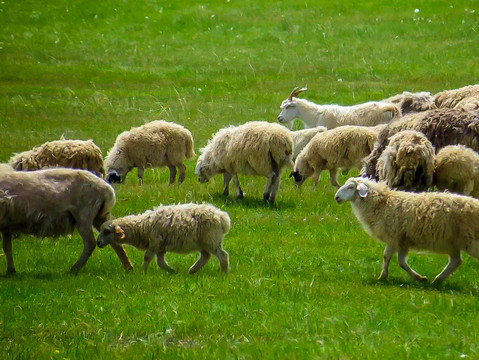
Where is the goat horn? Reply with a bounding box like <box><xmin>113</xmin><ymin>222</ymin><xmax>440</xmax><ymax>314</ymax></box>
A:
<box><xmin>288</xmin><ymin>87</ymin><xmax>308</xmax><ymax>100</ymax></box>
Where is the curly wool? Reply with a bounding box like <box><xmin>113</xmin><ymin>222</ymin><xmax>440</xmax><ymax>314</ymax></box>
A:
<box><xmin>434</xmin><ymin>84</ymin><xmax>479</xmax><ymax>109</ymax></box>
<box><xmin>289</xmin><ymin>127</ymin><xmax>326</xmax><ymax>160</ymax></box>
<box><xmin>382</xmin><ymin>91</ymin><xmax>436</xmax><ymax>115</ymax></box>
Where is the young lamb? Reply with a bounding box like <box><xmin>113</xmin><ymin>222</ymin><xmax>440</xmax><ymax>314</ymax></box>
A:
<box><xmin>291</xmin><ymin>125</ymin><xmax>378</xmax><ymax>188</ymax></box>
<box><xmin>362</xmin><ymin>108</ymin><xmax>479</xmax><ymax>180</ymax></box>
<box><xmin>9</xmin><ymin>139</ymin><xmax>105</xmax><ymax>177</ymax></box>
<box><xmin>97</xmin><ymin>203</ymin><xmax>230</xmax><ymax>274</ymax></box>
<box><xmin>376</xmin><ymin>130</ymin><xmax>435</xmax><ymax>191</ymax></box>
<box><xmin>0</xmin><ymin>167</ymin><xmax>132</xmax><ymax>274</ymax></box>
<box><xmin>434</xmin><ymin>145</ymin><xmax>479</xmax><ymax>198</ymax></box>
<box><xmin>382</xmin><ymin>91</ymin><xmax>436</xmax><ymax>115</ymax></box>
<box><xmin>105</xmin><ymin>120</ymin><xmax>195</xmax><ymax>185</ymax></box>
<box><xmin>433</xmin><ymin>84</ymin><xmax>479</xmax><ymax>109</ymax></box>
<box><xmin>277</xmin><ymin>87</ymin><xmax>400</xmax><ymax>129</ymax></box>
<box><xmin>196</xmin><ymin>121</ymin><xmax>293</xmax><ymax>203</ymax></box>
<box><xmin>335</xmin><ymin>177</ymin><xmax>479</xmax><ymax>283</ymax></box>
<box><xmin>289</xmin><ymin>126</ymin><xmax>326</xmax><ymax>161</ymax></box>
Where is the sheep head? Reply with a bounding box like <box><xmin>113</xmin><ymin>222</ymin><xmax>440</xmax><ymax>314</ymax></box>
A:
<box><xmin>97</xmin><ymin>222</ymin><xmax>126</xmax><ymax>248</ymax></box>
<box><xmin>290</xmin><ymin>155</ymin><xmax>313</xmax><ymax>186</ymax></box>
<box><xmin>334</xmin><ymin>177</ymin><xmax>370</xmax><ymax>204</ymax></box>
<box><xmin>277</xmin><ymin>87</ymin><xmax>308</xmax><ymax>128</ymax></box>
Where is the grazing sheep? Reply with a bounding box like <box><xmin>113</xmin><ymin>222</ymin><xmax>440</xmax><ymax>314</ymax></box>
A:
<box><xmin>291</xmin><ymin>125</ymin><xmax>378</xmax><ymax>188</ymax></box>
<box><xmin>97</xmin><ymin>203</ymin><xmax>230</xmax><ymax>274</ymax></box>
<box><xmin>434</xmin><ymin>145</ymin><xmax>479</xmax><ymax>198</ymax></box>
<box><xmin>362</xmin><ymin>108</ymin><xmax>479</xmax><ymax>180</ymax></box>
<box><xmin>196</xmin><ymin>121</ymin><xmax>293</xmax><ymax>203</ymax></box>
<box><xmin>9</xmin><ymin>139</ymin><xmax>105</xmax><ymax>177</ymax></box>
<box><xmin>376</xmin><ymin>130</ymin><xmax>435</xmax><ymax>191</ymax></box>
<box><xmin>277</xmin><ymin>87</ymin><xmax>400</xmax><ymax>129</ymax></box>
<box><xmin>105</xmin><ymin>120</ymin><xmax>195</xmax><ymax>185</ymax></box>
<box><xmin>382</xmin><ymin>91</ymin><xmax>436</xmax><ymax>115</ymax></box>
<box><xmin>335</xmin><ymin>177</ymin><xmax>479</xmax><ymax>283</ymax></box>
<box><xmin>289</xmin><ymin>126</ymin><xmax>326</xmax><ymax>161</ymax></box>
<box><xmin>434</xmin><ymin>84</ymin><xmax>479</xmax><ymax>109</ymax></box>
<box><xmin>0</xmin><ymin>167</ymin><xmax>132</xmax><ymax>274</ymax></box>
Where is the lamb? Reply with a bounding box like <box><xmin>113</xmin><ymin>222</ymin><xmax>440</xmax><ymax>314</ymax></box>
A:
<box><xmin>9</xmin><ymin>139</ymin><xmax>105</xmax><ymax>177</ymax></box>
<box><xmin>433</xmin><ymin>84</ymin><xmax>479</xmax><ymax>109</ymax></box>
<box><xmin>104</xmin><ymin>120</ymin><xmax>195</xmax><ymax>184</ymax></box>
<box><xmin>334</xmin><ymin>177</ymin><xmax>479</xmax><ymax>283</ymax></box>
<box><xmin>362</xmin><ymin>108</ymin><xmax>479</xmax><ymax>180</ymax></box>
<box><xmin>97</xmin><ymin>203</ymin><xmax>230</xmax><ymax>274</ymax></box>
<box><xmin>0</xmin><ymin>167</ymin><xmax>132</xmax><ymax>275</ymax></box>
<box><xmin>196</xmin><ymin>121</ymin><xmax>293</xmax><ymax>203</ymax></box>
<box><xmin>376</xmin><ymin>130</ymin><xmax>435</xmax><ymax>191</ymax></box>
<box><xmin>434</xmin><ymin>145</ymin><xmax>479</xmax><ymax>198</ymax></box>
<box><xmin>289</xmin><ymin>126</ymin><xmax>326</xmax><ymax>161</ymax></box>
<box><xmin>382</xmin><ymin>91</ymin><xmax>436</xmax><ymax>115</ymax></box>
<box><xmin>277</xmin><ymin>87</ymin><xmax>400</xmax><ymax>129</ymax></box>
<box><xmin>291</xmin><ymin>125</ymin><xmax>378</xmax><ymax>188</ymax></box>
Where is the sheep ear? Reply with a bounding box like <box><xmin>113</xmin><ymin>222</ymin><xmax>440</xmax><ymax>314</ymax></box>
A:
<box><xmin>114</xmin><ymin>225</ymin><xmax>126</xmax><ymax>239</ymax></box>
<box><xmin>357</xmin><ymin>183</ymin><xmax>369</xmax><ymax>198</ymax></box>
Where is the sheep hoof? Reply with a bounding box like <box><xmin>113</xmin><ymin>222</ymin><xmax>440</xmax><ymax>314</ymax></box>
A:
<box><xmin>432</xmin><ymin>277</ymin><xmax>444</xmax><ymax>285</ymax></box>
<box><xmin>6</xmin><ymin>268</ymin><xmax>16</xmax><ymax>276</ymax></box>
<box><xmin>377</xmin><ymin>273</ymin><xmax>388</xmax><ymax>281</ymax></box>
<box><xmin>416</xmin><ymin>275</ymin><xmax>428</xmax><ymax>283</ymax></box>
<box><xmin>263</xmin><ymin>193</ymin><xmax>270</xmax><ymax>202</ymax></box>
<box><xmin>237</xmin><ymin>192</ymin><xmax>244</xmax><ymax>199</ymax></box>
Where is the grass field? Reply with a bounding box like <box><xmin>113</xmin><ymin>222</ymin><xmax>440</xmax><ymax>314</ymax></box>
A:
<box><xmin>1</xmin><ymin>0</ymin><xmax>479</xmax><ymax>358</ymax></box>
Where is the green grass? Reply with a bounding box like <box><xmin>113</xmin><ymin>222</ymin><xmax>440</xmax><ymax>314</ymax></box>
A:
<box><xmin>1</xmin><ymin>0</ymin><xmax>479</xmax><ymax>358</ymax></box>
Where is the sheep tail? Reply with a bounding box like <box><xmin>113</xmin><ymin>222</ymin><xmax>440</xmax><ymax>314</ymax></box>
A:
<box><xmin>185</xmin><ymin>135</ymin><xmax>196</xmax><ymax>159</ymax></box>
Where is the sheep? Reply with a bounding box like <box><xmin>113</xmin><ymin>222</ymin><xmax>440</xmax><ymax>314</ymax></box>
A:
<box><xmin>362</xmin><ymin>108</ymin><xmax>479</xmax><ymax>180</ymax></box>
<box><xmin>0</xmin><ymin>167</ymin><xmax>132</xmax><ymax>275</ymax></box>
<box><xmin>9</xmin><ymin>139</ymin><xmax>105</xmax><ymax>177</ymax></box>
<box><xmin>291</xmin><ymin>125</ymin><xmax>378</xmax><ymax>188</ymax></box>
<box><xmin>382</xmin><ymin>91</ymin><xmax>436</xmax><ymax>115</ymax></box>
<box><xmin>289</xmin><ymin>126</ymin><xmax>326</xmax><ymax>161</ymax></box>
<box><xmin>433</xmin><ymin>84</ymin><xmax>479</xmax><ymax>109</ymax></box>
<box><xmin>104</xmin><ymin>120</ymin><xmax>195</xmax><ymax>185</ymax></box>
<box><xmin>334</xmin><ymin>177</ymin><xmax>479</xmax><ymax>283</ymax></box>
<box><xmin>97</xmin><ymin>203</ymin><xmax>230</xmax><ymax>274</ymax></box>
<box><xmin>277</xmin><ymin>87</ymin><xmax>400</xmax><ymax>130</ymax></box>
<box><xmin>434</xmin><ymin>145</ymin><xmax>479</xmax><ymax>198</ymax></box>
<box><xmin>196</xmin><ymin>121</ymin><xmax>293</xmax><ymax>203</ymax></box>
<box><xmin>376</xmin><ymin>130</ymin><xmax>435</xmax><ymax>191</ymax></box>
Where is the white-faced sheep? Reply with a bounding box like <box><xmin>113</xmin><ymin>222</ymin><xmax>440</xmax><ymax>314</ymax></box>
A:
<box><xmin>291</xmin><ymin>125</ymin><xmax>378</xmax><ymax>188</ymax></box>
<box><xmin>289</xmin><ymin>126</ymin><xmax>326</xmax><ymax>161</ymax></box>
<box><xmin>196</xmin><ymin>121</ymin><xmax>293</xmax><ymax>203</ymax></box>
<box><xmin>0</xmin><ymin>167</ymin><xmax>132</xmax><ymax>275</ymax></box>
<box><xmin>382</xmin><ymin>91</ymin><xmax>436</xmax><ymax>115</ymax></box>
<box><xmin>277</xmin><ymin>87</ymin><xmax>400</xmax><ymax>129</ymax></box>
<box><xmin>105</xmin><ymin>120</ymin><xmax>195</xmax><ymax>185</ymax></box>
<box><xmin>97</xmin><ymin>203</ymin><xmax>230</xmax><ymax>274</ymax></box>
<box><xmin>433</xmin><ymin>84</ymin><xmax>479</xmax><ymax>109</ymax></box>
<box><xmin>335</xmin><ymin>177</ymin><xmax>479</xmax><ymax>283</ymax></box>
<box><xmin>376</xmin><ymin>130</ymin><xmax>435</xmax><ymax>191</ymax></box>
<box><xmin>434</xmin><ymin>145</ymin><xmax>479</xmax><ymax>198</ymax></box>
<box><xmin>9</xmin><ymin>139</ymin><xmax>105</xmax><ymax>177</ymax></box>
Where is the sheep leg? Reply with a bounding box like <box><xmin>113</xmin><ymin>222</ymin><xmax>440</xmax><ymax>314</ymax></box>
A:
<box><xmin>263</xmin><ymin>171</ymin><xmax>278</xmax><ymax>202</ymax></box>
<box><xmin>168</xmin><ymin>165</ymin><xmax>177</xmax><ymax>185</ymax></box>
<box><xmin>313</xmin><ymin>173</ymin><xmax>320</xmax><ymax>187</ymax></box>
<box><xmin>267</xmin><ymin>173</ymin><xmax>280</xmax><ymax>204</ymax></box>
<box><xmin>70</xmin><ymin>226</ymin><xmax>97</xmax><ymax>274</ymax></box>
<box><xmin>378</xmin><ymin>244</ymin><xmax>395</xmax><ymax>280</ymax></box>
<box><xmin>223</xmin><ymin>173</ymin><xmax>232</xmax><ymax>196</ymax></box>
<box><xmin>137</xmin><ymin>167</ymin><xmax>144</xmax><ymax>185</ymax></box>
<box><xmin>143</xmin><ymin>249</ymin><xmax>155</xmax><ymax>273</ymax></box>
<box><xmin>2</xmin><ymin>232</ymin><xmax>15</xmax><ymax>275</ymax></box>
<box><xmin>110</xmin><ymin>243</ymin><xmax>133</xmax><ymax>271</ymax></box>
<box><xmin>329</xmin><ymin>169</ymin><xmax>340</xmax><ymax>188</ymax></box>
<box><xmin>189</xmin><ymin>250</ymin><xmax>211</xmax><ymax>274</ymax></box>
<box><xmin>397</xmin><ymin>251</ymin><xmax>427</xmax><ymax>282</ymax></box>
<box><xmin>156</xmin><ymin>252</ymin><xmax>176</xmax><ymax>273</ymax></box>
<box><xmin>212</xmin><ymin>249</ymin><xmax>229</xmax><ymax>274</ymax></box>
<box><xmin>233</xmin><ymin>175</ymin><xmax>243</xmax><ymax>199</ymax></box>
<box><xmin>433</xmin><ymin>251</ymin><xmax>462</xmax><ymax>284</ymax></box>
<box><xmin>177</xmin><ymin>163</ymin><xmax>186</xmax><ymax>184</ymax></box>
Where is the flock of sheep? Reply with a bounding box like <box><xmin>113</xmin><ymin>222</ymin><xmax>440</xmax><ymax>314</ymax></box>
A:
<box><xmin>3</xmin><ymin>84</ymin><xmax>479</xmax><ymax>283</ymax></box>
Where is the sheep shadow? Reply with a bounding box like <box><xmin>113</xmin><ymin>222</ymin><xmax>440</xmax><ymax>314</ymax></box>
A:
<box><xmin>207</xmin><ymin>194</ymin><xmax>297</xmax><ymax>210</ymax></box>
<box><xmin>0</xmin><ymin>271</ymin><xmax>58</xmax><ymax>281</ymax></box>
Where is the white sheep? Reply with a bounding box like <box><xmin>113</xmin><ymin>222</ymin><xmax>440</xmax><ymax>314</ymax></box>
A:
<box><xmin>434</xmin><ymin>145</ymin><xmax>479</xmax><ymax>198</ymax></box>
<box><xmin>0</xmin><ymin>167</ymin><xmax>132</xmax><ymax>274</ymax></box>
<box><xmin>335</xmin><ymin>177</ymin><xmax>479</xmax><ymax>283</ymax></box>
<box><xmin>382</xmin><ymin>91</ymin><xmax>436</xmax><ymax>114</ymax></box>
<box><xmin>289</xmin><ymin>126</ymin><xmax>326</xmax><ymax>161</ymax></box>
<box><xmin>277</xmin><ymin>87</ymin><xmax>400</xmax><ymax>129</ymax></box>
<box><xmin>433</xmin><ymin>84</ymin><xmax>479</xmax><ymax>109</ymax></box>
<box><xmin>97</xmin><ymin>203</ymin><xmax>230</xmax><ymax>274</ymax></box>
<box><xmin>105</xmin><ymin>120</ymin><xmax>195</xmax><ymax>184</ymax></box>
<box><xmin>196</xmin><ymin>121</ymin><xmax>293</xmax><ymax>203</ymax></box>
<box><xmin>376</xmin><ymin>130</ymin><xmax>435</xmax><ymax>191</ymax></box>
<box><xmin>291</xmin><ymin>125</ymin><xmax>378</xmax><ymax>188</ymax></box>
<box><xmin>9</xmin><ymin>139</ymin><xmax>105</xmax><ymax>177</ymax></box>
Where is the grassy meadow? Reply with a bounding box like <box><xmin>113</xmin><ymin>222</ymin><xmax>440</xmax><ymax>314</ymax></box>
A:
<box><xmin>1</xmin><ymin>0</ymin><xmax>479</xmax><ymax>358</ymax></box>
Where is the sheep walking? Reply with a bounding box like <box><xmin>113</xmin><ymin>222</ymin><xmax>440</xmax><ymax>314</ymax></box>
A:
<box><xmin>277</xmin><ymin>87</ymin><xmax>400</xmax><ymax>129</ymax></box>
<box><xmin>0</xmin><ymin>167</ymin><xmax>132</xmax><ymax>274</ymax></box>
<box><xmin>335</xmin><ymin>177</ymin><xmax>479</xmax><ymax>283</ymax></box>
<box><xmin>97</xmin><ymin>203</ymin><xmax>230</xmax><ymax>274</ymax></box>
<box><xmin>196</xmin><ymin>121</ymin><xmax>293</xmax><ymax>203</ymax></box>
<box><xmin>291</xmin><ymin>126</ymin><xmax>378</xmax><ymax>188</ymax></box>
<box><xmin>105</xmin><ymin>120</ymin><xmax>195</xmax><ymax>184</ymax></box>
<box><xmin>434</xmin><ymin>145</ymin><xmax>479</xmax><ymax>198</ymax></box>
<box><xmin>9</xmin><ymin>139</ymin><xmax>105</xmax><ymax>177</ymax></box>
<box><xmin>376</xmin><ymin>130</ymin><xmax>435</xmax><ymax>191</ymax></box>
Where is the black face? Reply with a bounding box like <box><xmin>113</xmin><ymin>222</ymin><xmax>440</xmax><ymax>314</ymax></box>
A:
<box><xmin>290</xmin><ymin>170</ymin><xmax>303</xmax><ymax>184</ymax></box>
<box><xmin>106</xmin><ymin>171</ymin><xmax>121</xmax><ymax>184</ymax></box>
